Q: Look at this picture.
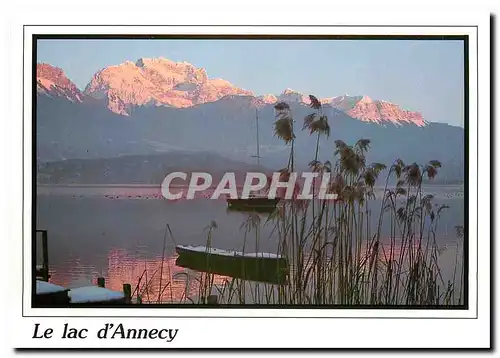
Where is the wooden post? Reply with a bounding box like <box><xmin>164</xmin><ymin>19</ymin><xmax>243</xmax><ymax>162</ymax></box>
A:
<box><xmin>97</xmin><ymin>277</ymin><xmax>105</xmax><ymax>288</ymax></box>
<box><xmin>207</xmin><ymin>295</ymin><xmax>218</xmax><ymax>305</ymax></box>
<box><xmin>41</xmin><ymin>230</ymin><xmax>49</xmax><ymax>281</ymax></box>
<box><xmin>123</xmin><ymin>283</ymin><xmax>132</xmax><ymax>304</ymax></box>
<box><xmin>35</xmin><ymin>230</ymin><xmax>50</xmax><ymax>282</ymax></box>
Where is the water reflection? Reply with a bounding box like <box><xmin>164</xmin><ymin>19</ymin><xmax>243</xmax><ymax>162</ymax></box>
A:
<box><xmin>47</xmin><ymin>237</ymin><xmax>463</xmax><ymax>304</ymax></box>
<box><xmin>49</xmin><ymin>247</ymin><xmax>231</xmax><ymax>303</ymax></box>
<box><xmin>38</xmin><ymin>185</ymin><xmax>465</xmax><ymax>304</ymax></box>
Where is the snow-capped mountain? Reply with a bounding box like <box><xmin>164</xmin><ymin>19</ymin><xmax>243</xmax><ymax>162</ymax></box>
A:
<box><xmin>277</xmin><ymin>88</ymin><xmax>310</xmax><ymax>104</ymax></box>
<box><xmin>324</xmin><ymin>95</ymin><xmax>426</xmax><ymax>127</ymax></box>
<box><xmin>83</xmin><ymin>57</ymin><xmax>252</xmax><ymax>115</ymax></box>
<box><xmin>34</xmin><ymin>60</ymin><xmax>464</xmax><ymax>183</ymax></box>
<box><xmin>257</xmin><ymin>90</ymin><xmax>426</xmax><ymax>127</ymax></box>
<box><xmin>36</xmin><ymin>63</ymin><xmax>84</xmax><ymax>103</ymax></box>
<box><xmin>36</xmin><ymin>59</ymin><xmax>427</xmax><ymax>127</ymax></box>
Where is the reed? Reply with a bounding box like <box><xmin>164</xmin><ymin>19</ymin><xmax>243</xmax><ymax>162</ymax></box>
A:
<box><xmin>131</xmin><ymin>95</ymin><xmax>464</xmax><ymax>306</ymax></box>
<box><xmin>180</xmin><ymin>97</ymin><xmax>464</xmax><ymax>306</ymax></box>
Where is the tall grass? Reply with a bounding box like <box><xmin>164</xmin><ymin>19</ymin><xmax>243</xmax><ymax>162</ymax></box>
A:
<box><xmin>260</xmin><ymin>98</ymin><xmax>464</xmax><ymax>305</ymax></box>
<box><xmin>131</xmin><ymin>96</ymin><xmax>464</xmax><ymax>306</ymax></box>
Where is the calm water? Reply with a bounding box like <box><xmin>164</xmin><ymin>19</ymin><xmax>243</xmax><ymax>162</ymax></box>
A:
<box><xmin>35</xmin><ymin>184</ymin><xmax>465</xmax><ymax>303</ymax></box>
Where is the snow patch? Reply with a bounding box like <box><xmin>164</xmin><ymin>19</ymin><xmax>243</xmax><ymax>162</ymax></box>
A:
<box><xmin>176</xmin><ymin>245</ymin><xmax>282</xmax><ymax>258</ymax></box>
<box><xmin>36</xmin><ymin>280</ymin><xmax>67</xmax><ymax>295</ymax></box>
<box><xmin>240</xmin><ymin>252</ymin><xmax>282</xmax><ymax>258</ymax></box>
<box><xmin>209</xmin><ymin>78</ymin><xmax>231</xmax><ymax>86</ymax></box>
<box><xmin>69</xmin><ymin>286</ymin><xmax>125</xmax><ymax>303</ymax></box>
<box><xmin>38</xmin><ymin>77</ymin><xmax>55</xmax><ymax>90</ymax></box>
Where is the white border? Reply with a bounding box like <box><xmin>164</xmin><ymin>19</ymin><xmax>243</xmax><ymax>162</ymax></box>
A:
<box><xmin>7</xmin><ymin>15</ymin><xmax>490</xmax><ymax>348</ymax></box>
<box><xmin>23</xmin><ymin>24</ymin><xmax>479</xmax><ymax>320</ymax></box>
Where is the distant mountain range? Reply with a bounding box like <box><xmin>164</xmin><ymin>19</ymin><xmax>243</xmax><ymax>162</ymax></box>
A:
<box><xmin>35</xmin><ymin>58</ymin><xmax>465</xmax><ymax>184</ymax></box>
<box><xmin>37</xmin><ymin>59</ymin><xmax>426</xmax><ymax>126</ymax></box>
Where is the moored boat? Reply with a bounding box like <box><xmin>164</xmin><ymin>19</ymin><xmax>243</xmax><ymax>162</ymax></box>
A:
<box><xmin>175</xmin><ymin>245</ymin><xmax>288</xmax><ymax>285</ymax></box>
<box><xmin>225</xmin><ymin>109</ymin><xmax>281</xmax><ymax>212</ymax></box>
<box><xmin>226</xmin><ymin>196</ymin><xmax>280</xmax><ymax>212</ymax></box>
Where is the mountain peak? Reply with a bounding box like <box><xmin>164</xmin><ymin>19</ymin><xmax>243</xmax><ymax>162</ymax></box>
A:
<box><xmin>328</xmin><ymin>94</ymin><xmax>425</xmax><ymax>127</ymax></box>
<box><xmin>278</xmin><ymin>88</ymin><xmax>308</xmax><ymax>105</ymax></box>
<box><xmin>359</xmin><ymin>95</ymin><xmax>373</xmax><ymax>103</ymax></box>
<box><xmin>281</xmin><ymin>88</ymin><xmax>302</xmax><ymax>95</ymax></box>
<box><xmin>257</xmin><ymin>94</ymin><xmax>278</xmax><ymax>104</ymax></box>
<box><xmin>36</xmin><ymin>63</ymin><xmax>84</xmax><ymax>103</ymax></box>
<box><xmin>37</xmin><ymin>59</ymin><xmax>427</xmax><ymax>127</ymax></box>
<box><xmin>83</xmin><ymin>57</ymin><xmax>251</xmax><ymax>114</ymax></box>
<box><xmin>135</xmin><ymin>57</ymin><xmax>188</xmax><ymax>68</ymax></box>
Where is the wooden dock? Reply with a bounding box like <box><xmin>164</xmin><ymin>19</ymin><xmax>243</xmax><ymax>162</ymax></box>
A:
<box><xmin>35</xmin><ymin>278</ymin><xmax>131</xmax><ymax>307</ymax></box>
<box><xmin>34</xmin><ymin>229</ymin><xmax>131</xmax><ymax>307</ymax></box>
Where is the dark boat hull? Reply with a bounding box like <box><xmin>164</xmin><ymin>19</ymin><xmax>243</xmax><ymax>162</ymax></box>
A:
<box><xmin>175</xmin><ymin>246</ymin><xmax>288</xmax><ymax>285</ymax></box>
<box><xmin>226</xmin><ymin>197</ymin><xmax>280</xmax><ymax>212</ymax></box>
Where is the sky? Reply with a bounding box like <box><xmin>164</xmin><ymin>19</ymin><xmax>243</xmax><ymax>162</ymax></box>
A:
<box><xmin>37</xmin><ymin>39</ymin><xmax>465</xmax><ymax>126</ymax></box>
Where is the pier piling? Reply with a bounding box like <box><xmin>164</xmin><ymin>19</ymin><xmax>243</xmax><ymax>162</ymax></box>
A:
<box><xmin>97</xmin><ymin>277</ymin><xmax>105</xmax><ymax>288</ymax></box>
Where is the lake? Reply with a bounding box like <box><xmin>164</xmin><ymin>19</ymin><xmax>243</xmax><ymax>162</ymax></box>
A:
<box><xmin>35</xmin><ymin>184</ymin><xmax>465</xmax><ymax>304</ymax></box>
